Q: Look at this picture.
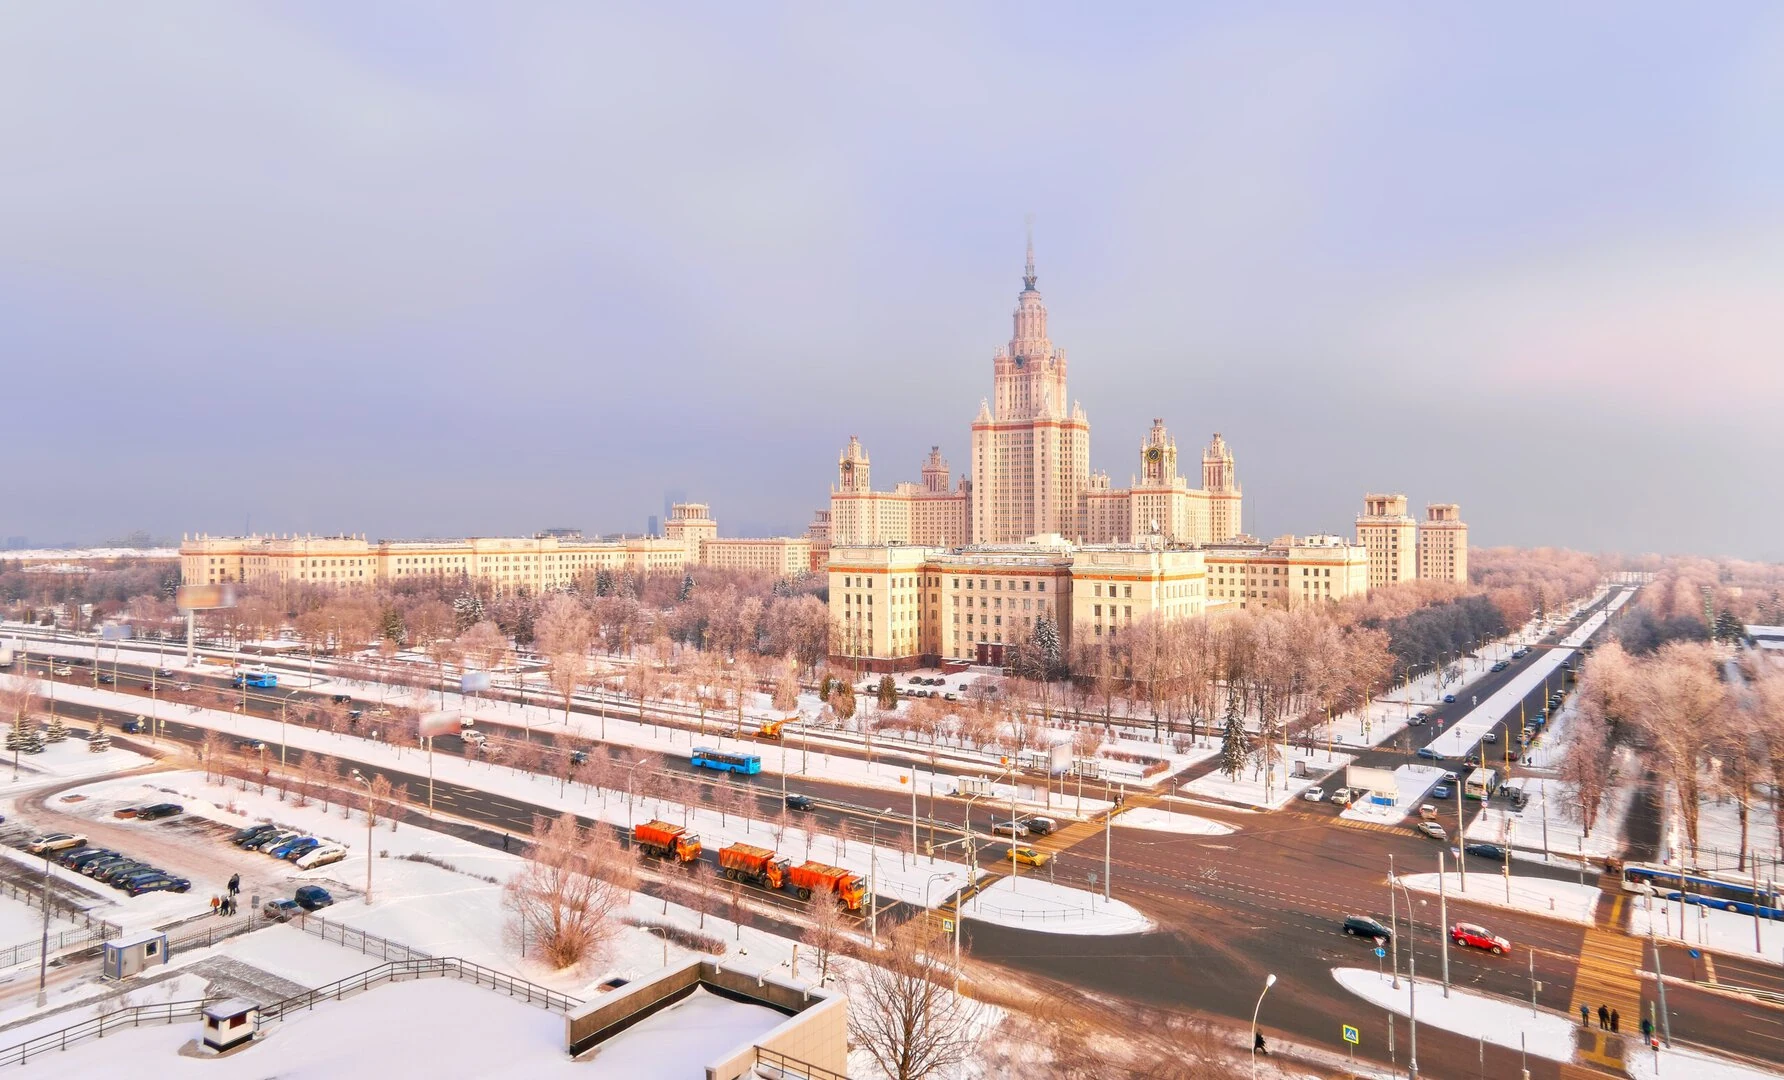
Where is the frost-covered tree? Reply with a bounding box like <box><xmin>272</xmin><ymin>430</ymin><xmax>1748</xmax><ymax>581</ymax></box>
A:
<box><xmin>44</xmin><ymin>714</ymin><xmax>67</xmax><ymax>743</ymax></box>
<box><xmin>1218</xmin><ymin>690</ymin><xmax>1249</xmax><ymax>781</ymax></box>
<box><xmin>453</xmin><ymin>593</ymin><xmax>485</xmax><ymax>631</ymax></box>
<box><xmin>593</xmin><ymin>568</ymin><xmax>615</xmax><ymax>597</ymax></box>
<box><xmin>1032</xmin><ymin>613</ymin><xmax>1062</xmax><ymax>679</ymax></box>
<box><xmin>679</xmin><ymin>572</ymin><xmax>695</xmax><ymax>603</ymax></box>
<box><xmin>877</xmin><ymin>674</ymin><xmax>898</xmax><ymax>711</ymax></box>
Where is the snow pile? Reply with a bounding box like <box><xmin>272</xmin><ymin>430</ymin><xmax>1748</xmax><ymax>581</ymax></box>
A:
<box><xmin>963</xmin><ymin>876</ymin><xmax>1152</xmax><ymax>936</ymax></box>
<box><xmin>1397</xmin><ymin>871</ymin><xmax>1600</xmax><ymax>926</ymax></box>
<box><xmin>1111</xmin><ymin>806</ymin><xmax>1234</xmax><ymax>836</ymax></box>
<box><xmin>1330</xmin><ymin>967</ymin><xmax>1577</xmax><ymax>1061</ymax></box>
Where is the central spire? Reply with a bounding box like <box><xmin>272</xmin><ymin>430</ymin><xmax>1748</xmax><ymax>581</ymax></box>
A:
<box><xmin>1023</xmin><ymin>212</ymin><xmax>1037</xmax><ymax>291</ymax></box>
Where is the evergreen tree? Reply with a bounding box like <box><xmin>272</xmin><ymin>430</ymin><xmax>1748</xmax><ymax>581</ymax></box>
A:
<box><xmin>380</xmin><ymin>607</ymin><xmax>405</xmax><ymax>644</ymax></box>
<box><xmin>1218</xmin><ymin>690</ymin><xmax>1249</xmax><ymax>781</ymax></box>
<box><xmin>594</xmin><ymin>568</ymin><xmax>614</xmax><ymax>597</ymax></box>
<box><xmin>44</xmin><ymin>715</ymin><xmax>67</xmax><ymax>743</ymax></box>
<box><xmin>1713</xmin><ymin>610</ymin><xmax>1745</xmax><ymax>644</ymax></box>
<box><xmin>453</xmin><ymin>593</ymin><xmax>484</xmax><ymax>631</ymax></box>
<box><xmin>817</xmin><ymin>674</ymin><xmax>833</xmax><ymax>703</ymax></box>
<box><xmin>1031</xmin><ymin>614</ymin><xmax>1062</xmax><ymax>679</ymax></box>
<box><xmin>679</xmin><ymin>572</ymin><xmax>696</xmax><ymax>603</ymax></box>
<box><xmin>877</xmin><ymin>674</ymin><xmax>898</xmax><ymax>711</ymax></box>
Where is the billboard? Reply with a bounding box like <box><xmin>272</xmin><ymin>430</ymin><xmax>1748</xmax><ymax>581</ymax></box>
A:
<box><xmin>460</xmin><ymin>672</ymin><xmax>492</xmax><ymax>694</ymax></box>
<box><xmin>176</xmin><ymin>584</ymin><xmax>238</xmax><ymax>611</ymax></box>
<box><xmin>418</xmin><ymin>712</ymin><xmax>463</xmax><ymax>739</ymax></box>
<box><xmin>1345</xmin><ymin>765</ymin><xmax>1400</xmax><ymax>796</ymax></box>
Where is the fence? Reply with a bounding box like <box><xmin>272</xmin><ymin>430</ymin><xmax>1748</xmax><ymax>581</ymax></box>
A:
<box><xmin>0</xmin><ymin>997</ymin><xmax>213</xmax><ymax>1066</ymax></box>
<box><xmin>0</xmin><ymin>956</ymin><xmax>582</xmax><ymax>1068</ymax></box>
<box><xmin>754</xmin><ymin>1046</ymin><xmax>851</xmax><ymax>1080</ymax></box>
<box><xmin>289</xmin><ymin>914</ymin><xmax>429</xmax><ymax>962</ymax></box>
<box><xmin>257</xmin><ymin>956</ymin><xmax>581</xmax><ymax>1023</ymax></box>
<box><xmin>0</xmin><ymin>927</ymin><xmax>107</xmax><ymax>969</ymax></box>
<box><xmin>0</xmin><ymin>878</ymin><xmax>122</xmax><ymax>943</ymax></box>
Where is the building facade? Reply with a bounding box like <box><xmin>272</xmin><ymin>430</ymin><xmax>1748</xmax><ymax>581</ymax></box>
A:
<box><xmin>1203</xmin><ymin>534</ymin><xmax>1370</xmax><ymax>610</ymax></box>
<box><xmin>1417</xmin><ymin>503</ymin><xmax>1469</xmax><ymax>583</ymax></box>
<box><xmin>826</xmin><ymin>236</ymin><xmax>1243</xmax><ymax>557</ymax></box>
<box><xmin>1355</xmin><ymin>494</ymin><xmax>1419</xmax><ymax>589</ymax></box>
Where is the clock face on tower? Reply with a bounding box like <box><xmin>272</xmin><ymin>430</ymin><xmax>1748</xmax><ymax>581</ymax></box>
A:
<box><xmin>1145</xmin><ymin>447</ymin><xmax>1162</xmax><ymax>463</ymax></box>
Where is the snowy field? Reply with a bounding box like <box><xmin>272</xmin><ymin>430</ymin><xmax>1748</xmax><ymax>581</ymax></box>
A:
<box><xmin>1397</xmin><ymin>871</ymin><xmax>1601</xmax><ymax>926</ymax></box>
<box><xmin>1330</xmin><ymin>967</ymin><xmax>1578</xmax><ymax>1062</ymax></box>
<box><xmin>1185</xmin><ymin>751</ymin><xmax>1353</xmax><ymax>809</ymax></box>
<box><xmin>1626</xmin><ymin>1043</ymin><xmax>1784</xmax><ymax>1080</ymax></box>
<box><xmin>0</xmin><ymin>735</ymin><xmax>156</xmax><ymax>792</ymax></box>
<box><xmin>1628</xmin><ymin>897</ymin><xmax>1784</xmax><ymax>966</ymax></box>
<box><xmin>962</xmin><ymin>876</ymin><xmax>1152</xmax><ymax>936</ymax></box>
<box><xmin>1339</xmin><ymin>764</ymin><xmax>1447</xmax><ymax>824</ymax></box>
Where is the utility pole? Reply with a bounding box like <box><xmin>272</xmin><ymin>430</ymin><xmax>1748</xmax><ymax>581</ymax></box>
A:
<box><xmin>1438</xmin><ymin>850</ymin><xmax>1451</xmax><ymax>997</ymax></box>
<box><xmin>35</xmin><ymin>852</ymin><xmax>51</xmax><ymax>1007</ymax></box>
<box><xmin>1103</xmin><ymin>797</ymin><xmax>1113</xmax><ymax>902</ymax></box>
<box><xmin>1389</xmin><ymin>853</ymin><xmax>1400</xmax><ymax>989</ymax></box>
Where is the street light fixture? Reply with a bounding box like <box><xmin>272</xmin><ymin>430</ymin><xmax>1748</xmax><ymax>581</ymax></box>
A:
<box><xmin>1389</xmin><ymin>873</ymin><xmax>1422</xmax><ymax>1080</ymax></box>
<box><xmin>1249</xmin><ymin>972</ymin><xmax>1277</xmax><ymax>1079</ymax></box>
<box><xmin>350</xmin><ymin>769</ymin><xmax>374</xmax><ymax>903</ymax></box>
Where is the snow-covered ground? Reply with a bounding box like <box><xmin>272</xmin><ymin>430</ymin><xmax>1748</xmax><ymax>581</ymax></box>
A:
<box><xmin>1185</xmin><ymin>751</ymin><xmax>1353</xmax><ymax>809</ymax></box>
<box><xmin>1397</xmin><ymin>871</ymin><xmax>1601</xmax><ymax>926</ymax></box>
<box><xmin>1626</xmin><ymin>1043</ymin><xmax>1784</xmax><ymax>1080</ymax></box>
<box><xmin>1628</xmin><ymin>896</ymin><xmax>1784</xmax><ymax>966</ymax></box>
<box><xmin>1466</xmin><ymin>776</ymin><xmax>1632</xmax><ymax>863</ymax></box>
<box><xmin>1660</xmin><ymin>782</ymin><xmax>1784</xmax><ymax>878</ymax></box>
<box><xmin>1110</xmin><ymin>805</ymin><xmax>1234</xmax><ymax>836</ymax></box>
<box><xmin>1330</xmin><ymin>967</ymin><xmax>1577</xmax><ymax>1062</ymax></box>
<box><xmin>1339</xmin><ymin>765</ymin><xmax>1447</xmax><ymax>824</ymax></box>
<box><xmin>585</xmin><ymin>986</ymin><xmax>784</xmax><ymax>1076</ymax></box>
<box><xmin>0</xmin><ymin>734</ymin><xmax>156</xmax><ymax>791</ymax></box>
<box><xmin>0</xmin><ymin>896</ymin><xmax>77</xmax><ymax>952</ymax></box>
<box><xmin>962</xmin><ymin>876</ymin><xmax>1152</xmax><ymax>936</ymax></box>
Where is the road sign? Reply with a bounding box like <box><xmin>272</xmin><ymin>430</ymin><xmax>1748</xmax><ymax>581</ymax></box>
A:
<box><xmin>941</xmin><ymin>918</ymin><xmax>954</xmax><ymax>933</ymax></box>
<box><xmin>1374</xmin><ymin>947</ymin><xmax>1386</xmax><ymax>958</ymax></box>
<box><xmin>1688</xmin><ymin>948</ymin><xmax>1701</xmax><ymax>959</ymax></box>
<box><xmin>1342</xmin><ymin>1025</ymin><xmax>1359</xmax><ymax>1046</ymax></box>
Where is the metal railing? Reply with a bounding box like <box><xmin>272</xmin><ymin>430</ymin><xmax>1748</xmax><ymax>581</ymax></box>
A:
<box><xmin>288</xmin><ymin>914</ymin><xmax>429</xmax><ymax>962</ymax></box>
<box><xmin>258</xmin><ymin>956</ymin><xmax>581</xmax><ymax>1022</ymax></box>
<box><xmin>0</xmin><ymin>956</ymin><xmax>582</xmax><ymax>1068</ymax></box>
<box><xmin>0</xmin><ymin>927</ymin><xmax>106</xmax><ymax>969</ymax></box>
<box><xmin>754</xmin><ymin>1046</ymin><xmax>851</xmax><ymax>1080</ymax></box>
<box><xmin>0</xmin><ymin>879</ymin><xmax>122</xmax><ymax>942</ymax></box>
<box><xmin>0</xmin><ymin>997</ymin><xmax>214</xmax><ymax>1066</ymax></box>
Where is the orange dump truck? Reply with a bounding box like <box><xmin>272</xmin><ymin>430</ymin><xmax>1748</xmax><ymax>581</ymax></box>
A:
<box><xmin>786</xmin><ymin>861</ymin><xmax>867</xmax><ymax>912</ymax></box>
<box><xmin>719</xmin><ymin>843</ymin><xmax>790</xmax><ymax>889</ymax></box>
<box><xmin>632</xmin><ymin>820</ymin><xmax>701</xmax><ymax>863</ymax></box>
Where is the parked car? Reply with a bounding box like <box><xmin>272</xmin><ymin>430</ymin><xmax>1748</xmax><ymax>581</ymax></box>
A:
<box><xmin>123</xmin><ymin>875</ymin><xmax>190</xmax><ymax>897</ymax></box>
<box><xmin>784</xmin><ymin>794</ymin><xmax>814</xmax><ymax>812</ymax></box>
<box><xmin>1022</xmin><ymin>816</ymin><xmax>1057</xmax><ymax>835</ymax></box>
<box><xmin>231</xmin><ymin>823</ymin><xmax>278</xmax><ymax>847</ymax></box>
<box><xmin>1490</xmin><ymin>661</ymin><xmax>1509</xmax><ymax>673</ymax></box>
<box><xmin>294</xmin><ymin>844</ymin><xmax>347</xmax><ymax>870</ymax></box>
<box><xmin>254</xmin><ymin>830</ymin><xmax>300</xmax><ymax>852</ymax></box>
<box><xmin>1301</xmin><ymin>787</ymin><xmax>1326</xmax><ymax>803</ymax></box>
<box><xmin>64</xmin><ymin>848</ymin><xmax>117</xmax><ymax>870</ymax></box>
<box><xmin>81</xmin><ymin>855</ymin><xmax>136</xmax><ymax>878</ymax></box>
<box><xmin>262</xmin><ymin>898</ymin><xmax>303</xmax><ymax>922</ymax></box>
<box><xmin>294</xmin><ymin>885</ymin><xmax>334</xmax><ymax>910</ymax></box>
<box><xmin>274</xmin><ymin>837</ymin><xmax>321</xmax><ymax>861</ymax></box>
<box><xmin>135</xmin><ymin>803</ymin><xmax>183</xmax><ymax>821</ymax></box>
<box><xmin>96</xmin><ymin>862</ymin><xmax>154</xmax><ymax>884</ymax></box>
<box><xmin>1464</xmin><ymin>842</ymin><xmax>1506</xmax><ymax>861</ymax></box>
<box><xmin>990</xmin><ymin>820</ymin><xmax>1030</xmax><ymax>838</ymax></box>
<box><xmin>1415</xmin><ymin>821</ymin><xmax>1447</xmax><ymax>841</ymax></box>
<box><xmin>1330</xmin><ymin>787</ymin><xmax>1355</xmax><ymax>806</ymax></box>
<box><xmin>112</xmin><ymin>868</ymin><xmax>171</xmax><ymax>889</ymax></box>
<box><xmin>1451</xmin><ymin>922</ymin><xmax>1510</xmax><ymax>955</ymax></box>
<box><xmin>27</xmin><ymin>833</ymin><xmax>86</xmax><ymax>854</ymax></box>
<box><xmin>1342</xmin><ymin>914</ymin><xmax>1393</xmax><ymax>941</ymax></box>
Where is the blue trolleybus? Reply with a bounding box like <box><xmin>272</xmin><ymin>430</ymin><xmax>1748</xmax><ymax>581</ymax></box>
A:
<box><xmin>691</xmin><ymin>747</ymin><xmax>762</xmax><ymax>775</ymax></box>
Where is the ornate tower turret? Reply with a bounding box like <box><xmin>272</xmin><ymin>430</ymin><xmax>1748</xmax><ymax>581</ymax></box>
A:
<box><xmin>1140</xmin><ymin>418</ymin><xmax>1178</xmax><ymax>486</ymax></box>
<box><xmin>837</xmin><ymin>436</ymin><xmax>871</xmax><ymax>494</ymax></box>
<box><xmin>920</xmin><ymin>446</ymin><xmax>951</xmax><ymax>493</ymax></box>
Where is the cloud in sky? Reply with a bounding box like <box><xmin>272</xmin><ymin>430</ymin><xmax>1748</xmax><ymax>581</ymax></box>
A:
<box><xmin>0</xmin><ymin>3</ymin><xmax>1779</xmax><ymax>557</ymax></box>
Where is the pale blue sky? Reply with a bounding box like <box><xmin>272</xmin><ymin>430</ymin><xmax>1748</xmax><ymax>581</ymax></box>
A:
<box><xmin>2</xmin><ymin>4</ymin><xmax>1780</xmax><ymax>556</ymax></box>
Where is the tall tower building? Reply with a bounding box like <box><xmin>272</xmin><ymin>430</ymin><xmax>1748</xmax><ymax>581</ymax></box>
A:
<box><xmin>1418</xmin><ymin>503</ymin><xmax>1469</xmax><ymax>583</ymax></box>
<box><xmin>1202</xmin><ymin>432</ymin><xmax>1243</xmax><ymax>543</ymax></box>
<box><xmin>920</xmin><ymin>446</ymin><xmax>950</xmax><ymax>493</ymax></box>
<box><xmin>971</xmin><ymin>232</ymin><xmax>1091</xmax><ymax>543</ymax></box>
<box><xmin>1356</xmin><ymin>493</ymin><xmax>1418</xmax><ymax>589</ymax></box>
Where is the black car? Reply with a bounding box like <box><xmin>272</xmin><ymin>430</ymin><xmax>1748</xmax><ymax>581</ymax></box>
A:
<box><xmin>120</xmin><ymin>718</ymin><xmax>144</xmax><ymax>734</ymax></box>
<box><xmin>1023</xmin><ymin>816</ymin><xmax>1058</xmax><ymax>835</ymax></box>
<box><xmin>124</xmin><ymin>875</ymin><xmax>190</xmax><ymax>897</ymax></box>
<box><xmin>135</xmin><ymin>803</ymin><xmax>183</xmax><ymax>821</ymax></box>
<box><xmin>231</xmin><ymin>823</ymin><xmax>277</xmax><ymax>846</ymax></box>
<box><xmin>569</xmin><ymin>750</ymin><xmax>589</xmax><ymax>765</ymax></box>
<box><xmin>156</xmin><ymin>669</ymin><xmax>173</xmax><ymax>678</ymax></box>
<box><xmin>294</xmin><ymin>885</ymin><xmax>334</xmax><ymax>911</ymax></box>
<box><xmin>1464</xmin><ymin>842</ymin><xmax>1506</xmax><ymax>860</ymax></box>
<box><xmin>63</xmin><ymin>848</ymin><xmax>117</xmax><ymax>870</ymax></box>
<box><xmin>1342</xmin><ymin>915</ymin><xmax>1393</xmax><ymax>941</ymax></box>
<box><xmin>95</xmin><ymin>861</ymin><xmax>152</xmax><ymax>884</ymax></box>
<box><xmin>332</xmin><ymin>694</ymin><xmax>353</xmax><ymax>705</ymax></box>
<box><xmin>80</xmin><ymin>855</ymin><xmax>136</xmax><ymax>877</ymax></box>
<box><xmin>785</xmin><ymin>794</ymin><xmax>814</xmax><ymax>811</ymax></box>
<box><xmin>98</xmin><ymin>674</ymin><xmax>114</xmax><ymax>685</ymax></box>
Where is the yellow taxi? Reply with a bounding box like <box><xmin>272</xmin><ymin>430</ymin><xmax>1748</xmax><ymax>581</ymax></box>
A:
<box><xmin>1007</xmin><ymin>846</ymin><xmax>1050</xmax><ymax>868</ymax></box>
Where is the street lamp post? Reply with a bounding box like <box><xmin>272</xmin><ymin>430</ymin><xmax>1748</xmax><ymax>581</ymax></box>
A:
<box><xmin>350</xmin><ymin>770</ymin><xmax>374</xmax><ymax>903</ymax></box>
<box><xmin>280</xmin><ymin>689</ymin><xmax>300</xmax><ymax>768</ymax></box>
<box><xmin>1249</xmin><ymin>973</ymin><xmax>1277</xmax><ymax>1079</ymax></box>
<box><xmin>869</xmin><ymin>807</ymin><xmax>893</xmax><ymax>941</ymax></box>
<box><xmin>1390</xmin><ymin>873</ymin><xmax>1421</xmax><ymax>1079</ymax></box>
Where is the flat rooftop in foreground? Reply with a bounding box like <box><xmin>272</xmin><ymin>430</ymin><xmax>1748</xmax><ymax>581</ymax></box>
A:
<box><xmin>579</xmin><ymin>987</ymin><xmax>785</xmax><ymax>1077</ymax></box>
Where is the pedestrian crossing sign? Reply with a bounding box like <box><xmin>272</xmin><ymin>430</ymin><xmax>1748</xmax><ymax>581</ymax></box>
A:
<box><xmin>1342</xmin><ymin>1025</ymin><xmax>1359</xmax><ymax>1046</ymax></box>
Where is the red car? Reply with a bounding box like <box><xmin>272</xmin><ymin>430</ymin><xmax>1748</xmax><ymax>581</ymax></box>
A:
<box><xmin>1451</xmin><ymin>922</ymin><xmax>1510</xmax><ymax>955</ymax></box>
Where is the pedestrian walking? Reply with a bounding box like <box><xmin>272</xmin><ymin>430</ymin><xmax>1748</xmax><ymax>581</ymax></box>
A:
<box><xmin>1640</xmin><ymin>1017</ymin><xmax>1653</xmax><ymax>1041</ymax></box>
<box><xmin>1580</xmin><ymin>1003</ymin><xmax>1589</xmax><ymax>1027</ymax></box>
<box><xmin>211</xmin><ymin>895</ymin><xmax>220</xmax><ymax>916</ymax></box>
<box><xmin>228</xmin><ymin>873</ymin><xmax>240</xmax><ymax>897</ymax></box>
<box><xmin>1610</xmin><ymin>1009</ymin><xmax>1619</xmax><ymax>1034</ymax></box>
<box><xmin>502</xmin><ymin>833</ymin><xmax>509</xmax><ymax>852</ymax></box>
<box><xmin>1598</xmin><ymin>1004</ymin><xmax>1609</xmax><ymax>1030</ymax></box>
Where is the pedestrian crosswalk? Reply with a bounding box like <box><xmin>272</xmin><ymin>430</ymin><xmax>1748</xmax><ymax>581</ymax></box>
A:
<box><xmin>1331</xmin><ymin>817</ymin><xmax>1408</xmax><ymax>836</ymax></box>
<box><xmin>1571</xmin><ymin>925</ymin><xmax>1645</xmax><ymax>1041</ymax></box>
